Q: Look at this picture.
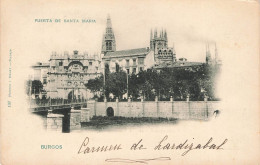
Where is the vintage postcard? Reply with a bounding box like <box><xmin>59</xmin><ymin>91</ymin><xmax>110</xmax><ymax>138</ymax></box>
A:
<box><xmin>1</xmin><ymin>0</ymin><xmax>259</xmax><ymax>164</ymax></box>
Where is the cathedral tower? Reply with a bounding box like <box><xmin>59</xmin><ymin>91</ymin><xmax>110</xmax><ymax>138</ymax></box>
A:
<box><xmin>102</xmin><ymin>15</ymin><xmax>116</xmax><ymax>54</ymax></box>
<box><xmin>206</xmin><ymin>42</ymin><xmax>212</xmax><ymax>65</ymax></box>
<box><xmin>150</xmin><ymin>29</ymin><xmax>168</xmax><ymax>51</ymax></box>
<box><xmin>150</xmin><ymin>28</ymin><xmax>175</xmax><ymax>64</ymax></box>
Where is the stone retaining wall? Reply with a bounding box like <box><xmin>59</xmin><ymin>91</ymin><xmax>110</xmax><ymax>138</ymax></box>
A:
<box><xmin>87</xmin><ymin>100</ymin><xmax>221</xmax><ymax>120</ymax></box>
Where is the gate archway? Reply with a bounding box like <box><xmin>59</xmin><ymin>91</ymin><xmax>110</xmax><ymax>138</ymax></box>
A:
<box><xmin>68</xmin><ymin>89</ymin><xmax>85</xmax><ymax>101</ymax></box>
<box><xmin>106</xmin><ymin>107</ymin><xmax>114</xmax><ymax>117</ymax></box>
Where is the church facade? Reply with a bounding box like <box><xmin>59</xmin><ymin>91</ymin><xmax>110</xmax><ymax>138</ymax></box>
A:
<box><xmin>32</xmin><ymin>51</ymin><xmax>102</xmax><ymax>99</ymax></box>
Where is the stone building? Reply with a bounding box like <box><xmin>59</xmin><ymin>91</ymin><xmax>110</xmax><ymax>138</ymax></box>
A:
<box><xmin>32</xmin><ymin>51</ymin><xmax>102</xmax><ymax>99</ymax></box>
<box><xmin>154</xmin><ymin>42</ymin><xmax>221</xmax><ymax>71</ymax></box>
<box><xmin>32</xmin><ymin>62</ymin><xmax>49</xmax><ymax>86</ymax></box>
<box><xmin>31</xmin><ymin>15</ymin><xmax>221</xmax><ymax>100</ymax></box>
<box><xmin>31</xmin><ymin>62</ymin><xmax>49</xmax><ymax>99</ymax></box>
<box><xmin>100</xmin><ymin>15</ymin><xmax>221</xmax><ymax>75</ymax></box>
<box><xmin>150</xmin><ymin>29</ymin><xmax>176</xmax><ymax>64</ymax></box>
<box><xmin>101</xmin><ymin>15</ymin><xmax>176</xmax><ymax>74</ymax></box>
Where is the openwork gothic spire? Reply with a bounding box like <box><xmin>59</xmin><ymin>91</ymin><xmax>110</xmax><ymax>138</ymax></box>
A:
<box><xmin>102</xmin><ymin>14</ymin><xmax>116</xmax><ymax>54</ymax></box>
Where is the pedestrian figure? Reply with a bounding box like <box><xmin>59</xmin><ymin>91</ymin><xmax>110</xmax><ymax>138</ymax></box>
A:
<box><xmin>213</xmin><ymin>109</ymin><xmax>220</xmax><ymax>118</ymax></box>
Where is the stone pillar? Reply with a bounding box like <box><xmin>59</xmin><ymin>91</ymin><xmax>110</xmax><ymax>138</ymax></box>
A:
<box><xmin>47</xmin><ymin>111</ymin><xmax>64</xmax><ymax>132</ymax></box>
<box><xmin>170</xmin><ymin>96</ymin><xmax>174</xmax><ymax>118</ymax></box>
<box><xmin>81</xmin><ymin>108</ymin><xmax>90</xmax><ymax>122</ymax></box>
<box><xmin>186</xmin><ymin>95</ymin><xmax>191</xmax><ymax>119</ymax></box>
<box><xmin>186</xmin><ymin>95</ymin><xmax>190</xmax><ymax>102</ymax></box>
<box><xmin>155</xmin><ymin>96</ymin><xmax>158</xmax><ymax>102</ymax></box>
<box><xmin>116</xmin><ymin>97</ymin><xmax>119</xmax><ymax>116</ymax></box>
<box><xmin>94</xmin><ymin>99</ymin><xmax>97</xmax><ymax>116</ymax></box>
<box><xmin>204</xmin><ymin>96</ymin><xmax>208</xmax><ymax>120</ymax></box>
<box><xmin>141</xmin><ymin>98</ymin><xmax>145</xmax><ymax>117</ymax></box>
<box><xmin>104</xmin><ymin>97</ymin><xmax>107</xmax><ymax>115</ymax></box>
<box><xmin>127</xmin><ymin>97</ymin><xmax>131</xmax><ymax>117</ymax></box>
<box><xmin>69</xmin><ymin>108</ymin><xmax>81</xmax><ymax>130</ymax></box>
<box><xmin>155</xmin><ymin>96</ymin><xmax>159</xmax><ymax>117</ymax></box>
<box><xmin>170</xmin><ymin>96</ymin><xmax>173</xmax><ymax>102</ymax></box>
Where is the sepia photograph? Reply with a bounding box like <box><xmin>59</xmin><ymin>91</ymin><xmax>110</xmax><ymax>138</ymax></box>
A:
<box><xmin>1</xmin><ymin>0</ymin><xmax>259</xmax><ymax>164</ymax></box>
<box><xmin>27</xmin><ymin>14</ymin><xmax>222</xmax><ymax>133</ymax></box>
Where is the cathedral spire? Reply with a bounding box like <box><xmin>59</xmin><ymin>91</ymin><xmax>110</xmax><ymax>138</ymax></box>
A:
<box><xmin>154</xmin><ymin>29</ymin><xmax>157</xmax><ymax>38</ymax></box>
<box><xmin>106</xmin><ymin>14</ymin><xmax>112</xmax><ymax>28</ymax></box>
<box><xmin>101</xmin><ymin>14</ymin><xmax>116</xmax><ymax>54</ymax></box>
<box><xmin>150</xmin><ymin>29</ymin><xmax>153</xmax><ymax>40</ymax></box>
<box><xmin>164</xmin><ymin>30</ymin><xmax>167</xmax><ymax>41</ymax></box>
<box><xmin>162</xmin><ymin>29</ymin><xmax>164</xmax><ymax>38</ymax></box>
<box><xmin>206</xmin><ymin>42</ymin><xmax>212</xmax><ymax>64</ymax></box>
<box><xmin>173</xmin><ymin>42</ymin><xmax>176</xmax><ymax>54</ymax></box>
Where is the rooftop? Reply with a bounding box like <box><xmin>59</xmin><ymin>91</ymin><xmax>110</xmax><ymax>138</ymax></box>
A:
<box><xmin>154</xmin><ymin>61</ymin><xmax>204</xmax><ymax>69</ymax></box>
<box><xmin>32</xmin><ymin>62</ymin><xmax>50</xmax><ymax>68</ymax></box>
<box><xmin>103</xmin><ymin>48</ymin><xmax>149</xmax><ymax>59</ymax></box>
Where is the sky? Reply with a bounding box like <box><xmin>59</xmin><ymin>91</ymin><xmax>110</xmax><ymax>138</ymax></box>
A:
<box><xmin>1</xmin><ymin>1</ymin><xmax>260</xmax><ymax>163</ymax></box>
<box><xmin>2</xmin><ymin>0</ymin><xmax>259</xmax><ymax>87</ymax></box>
<box><xmin>4</xmin><ymin>0</ymin><xmax>247</xmax><ymax>66</ymax></box>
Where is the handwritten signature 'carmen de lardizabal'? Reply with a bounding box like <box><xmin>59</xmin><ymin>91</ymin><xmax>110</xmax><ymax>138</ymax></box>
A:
<box><xmin>77</xmin><ymin>135</ymin><xmax>228</xmax><ymax>163</ymax></box>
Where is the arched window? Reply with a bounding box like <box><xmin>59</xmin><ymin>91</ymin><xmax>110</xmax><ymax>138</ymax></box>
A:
<box><xmin>106</xmin><ymin>42</ymin><xmax>112</xmax><ymax>50</ymax></box>
<box><xmin>164</xmin><ymin>50</ymin><xmax>167</xmax><ymax>56</ymax></box>
<box><xmin>109</xmin><ymin>42</ymin><xmax>112</xmax><ymax>50</ymax></box>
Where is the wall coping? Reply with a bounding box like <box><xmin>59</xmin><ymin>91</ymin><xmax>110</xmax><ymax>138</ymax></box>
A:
<box><xmin>47</xmin><ymin>114</ymin><xmax>64</xmax><ymax>118</ymax></box>
<box><xmin>70</xmin><ymin>110</ymin><xmax>81</xmax><ymax>113</ymax></box>
<box><xmin>93</xmin><ymin>101</ymin><xmax>221</xmax><ymax>103</ymax></box>
<box><xmin>81</xmin><ymin>108</ymin><xmax>90</xmax><ymax>110</ymax></box>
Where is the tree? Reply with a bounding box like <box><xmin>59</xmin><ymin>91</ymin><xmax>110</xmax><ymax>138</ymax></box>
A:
<box><xmin>25</xmin><ymin>80</ymin><xmax>43</xmax><ymax>96</ymax></box>
<box><xmin>85</xmin><ymin>75</ymin><xmax>104</xmax><ymax>97</ymax></box>
<box><xmin>84</xmin><ymin>63</ymin><xmax>220</xmax><ymax>101</ymax></box>
<box><xmin>128</xmin><ymin>73</ymin><xmax>140</xmax><ymax>100</ymax></box>
<box><xmin>105</xmin><ymin>70</ymin><xmax>127</xmax><ymax>99</ymax></box>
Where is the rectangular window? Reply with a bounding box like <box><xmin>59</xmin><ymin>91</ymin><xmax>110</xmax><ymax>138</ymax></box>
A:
<box><xmin>126</xmin><ymin>59</ymin><xmax>129</xmax><ymax>67</ymax></box>
<box><xmin>89</xmin><ymin>62</ymin><xmax>92</xmax><ymax>66</ymax></box>
<box><xmin>43</xmin><ymin>78</ymin><xmax>47</xmax><ymax>84</ymax></box>
<box><xmin>138</xmin><ymin>58</ymin><xmax>144</xmax><ymax>65</ymax></box>
<box><xmin>133</xmin><ymin>59</ymin><xmax>136</xmax><ymax>66</ymax></box>
<box><xmin>59</xmin><ymin>61</ymin><xmax>63</xmax><ymax>66</ymax></box>
<box><xmin>127</xmin><ymin>69</ymin><xmax>129</xmax><ymax>74</ymax></box>
<box><xmin>139</xmin><ymin>67</ymin><xmax>143</xmax><ymax>71</ymax></box>
<box><xmin>133</xmin><ymin>68</ymin><xmax>136</xmax><ymax>74</ymax></box>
